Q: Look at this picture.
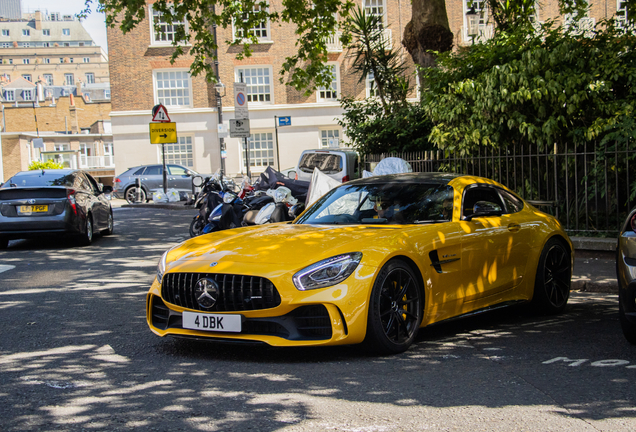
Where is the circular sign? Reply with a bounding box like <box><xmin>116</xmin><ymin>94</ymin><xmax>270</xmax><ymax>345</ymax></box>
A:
<box><xmin>236</xmin><ymin>92</ymin><xmax>246</xmax><ymax>106</ymax></box>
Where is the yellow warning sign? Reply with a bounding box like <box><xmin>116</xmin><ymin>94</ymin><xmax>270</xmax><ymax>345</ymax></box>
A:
<box><xmin>149</xmin><ymin>122</ymin><xmax>177</xmax><ymax>144</ymax></box>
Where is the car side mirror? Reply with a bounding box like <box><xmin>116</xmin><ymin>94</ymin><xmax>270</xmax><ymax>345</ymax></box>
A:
<box><xmin>102</xmin><ymin>185</ymin><xmax>113</xmax><ymax>194</ymax></box>
<box><xmin>287</xmin><ymin>170</ymin><xmax>296</xmax><ymax>179</ymax></box>
<box><xmin>464</xmin><ymin>201</ymin><xmax>503</xmax><ymax>221</ymax></box>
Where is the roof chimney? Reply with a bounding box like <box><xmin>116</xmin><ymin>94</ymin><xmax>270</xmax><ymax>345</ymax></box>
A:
<box><xmin>34</xmin><ymin>11</ymin><xmax>42</xmax><ymax>31</ymax></box>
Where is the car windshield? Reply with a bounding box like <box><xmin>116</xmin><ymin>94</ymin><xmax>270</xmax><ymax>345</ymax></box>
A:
<box><xmin>295</xmin><ymin>182</ymin><xmax>455</xmax><ymax>225</ymax></box>
<box><xmin>298</xmin><ymin>153</ymin><xmax>343</xmax><ymax>174</ymax></box>
<box><xmin>0</xmin><ymin>172</ymin><xmax>75</xmax><ymax>188</ymax></box>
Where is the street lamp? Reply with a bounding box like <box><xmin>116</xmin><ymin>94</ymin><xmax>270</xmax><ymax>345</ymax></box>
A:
<box><xmin>466</xmin><ymin>4</ymin><xmax>480</xmax><ymax>45</ymax></box>
<box><xmin>214</xmin><ymin>81</ymin><xmax>226</xmax><ymax>176</ymax></box>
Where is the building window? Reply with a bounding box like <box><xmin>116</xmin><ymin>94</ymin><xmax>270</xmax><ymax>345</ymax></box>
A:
<box><xmin>83</xmin><ymin>57</ymin><xmax>90</xmax><ymax>63</ymax></box>
<box><xmin>246</xmin><ymin>132</ymin><xmax>275</xmax><ymax>168</ymax></box>
<box><xmin>1</xmin><ymin>43</ymin><xmax>10</xmax><ymax>48</ymax></box>
<box><xmin>162</xmin><ymin>136</ymin><xmax>194</xmax><ymax>167</ymax></box>
<box><xmin>22</xmin><ymin>58</ymin><xmax>30</xmax><ymax>64</ymax></box>
<box><xmin>151</xmin><ymin>6</ymin><xmax>187</xmax><ymax>45</ymax></box>
<box><xmin>43</xmin><ymin>29</ymin><xmax>50</xmax><ymax>36</ymax></box>
<box><xmin>7</xmin><ymin>58</ymin><xmax>12</xmax><ymax>64</ymax></box>
<box><xmin>234</xmin><ymin>3</ymin><xmax>270</xmax><ymax>41</ymax></box>
<box><xmin>23</xmin><ymin>90</ymin><xmax>33</xmax><ymax>100</ymax></box>
<box><xmin>42</xmin><ymin>42</ymin><xmax>50</xmax><ymax>47</ymax></box>
<box><xmin>44</xmin><ymin>58</ymin><xmax>50</xmax><ymax>64</ymax></box>
<box><xmin>1</xmin><ymin>29</ymin><xmax>9</xmax><ymax>36</ymax></box>
<box><xmin>69</xmin><ymin>58</ymin><xmax>74</xmax><ymax>63</ymax></box>
<box><xmin>154</xmin><ymin>70</ymin><xmax>191</xmax><ymax>107</ymax></box>
<box><xmin>364</xmin><ymin>0</ymin><xmax>385</xmax><ymax>27</ymax></box>
<box><xmin>366</xmin><ymin>72</ymin><xmax>377</xmax><ymax>98</ymax></box>
<box><xmin>63</xmin><ymin>42</ymin><xmax>70</xmax><ymax>47</ymax></box>
<box><xmin>22</xmin><ymin>42</ymin><xmax>30</xmax><ymax>48</ymax></box>
<box><xmin>62</xmin><ymin>29</ymin><xmax>70</xmax><ymax>36</ymax></box>
<box><xmin>85</xmin><ymin>73</ymin><xmax>95</xmax><ymax>84</ymax></box>
<box><xmin>320</xmin><ymin>129</ymin><xmax>341</xmax><ymax>148</ymax></box>
<box><xmin>22</xmin><ymin>29</ymin><xmax>30</xmax><ymax>36</ymax></box>
<box><xmin>44</xmin><ymin>74</ymin><xmax>53</xmax><ymax>85</ymax></box>
<box><xmin>617</xmin><ymin>0</ymin><xmax>630</xmax><ymax>27</ymax></box>
<box><xmin>104</xmin><ymin>89</ymin><xmax>111</xmax><ymax>99</ymax></box>
<box><xmin>22</xmin><ymin>74</ymin><xmax>32</xmax><ymax>81</ymax></box>
<box><xmin>236</xmin><ymin>67</ymin><xmax>272</xmax><ymax>103</ymax></box>
<box><xmin>318</xmin><ymin>64</ymin><xmax>339</xmax><ymax>101</ymax></box>
<box><xmin>4</xmin><ymin>90</ymin><xmax>14</xmax><ymax>101</ymax></box>
<box><xmin>65</xmin><ymin>73</ymin><xmax>74</xmax><ymax>85</ymax></box>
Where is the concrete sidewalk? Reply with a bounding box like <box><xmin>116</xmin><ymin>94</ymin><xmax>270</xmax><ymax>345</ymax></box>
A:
<box><xmin>112</xmin><ymin>199</ymin><xmax>620</xmax><ymax>294</ymax></box>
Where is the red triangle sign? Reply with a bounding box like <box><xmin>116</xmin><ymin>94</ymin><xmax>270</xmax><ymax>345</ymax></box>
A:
<box><xmin>152</xmin><ymin>104</ymin><xmax>171</xmax><ymax>122</ymax></box>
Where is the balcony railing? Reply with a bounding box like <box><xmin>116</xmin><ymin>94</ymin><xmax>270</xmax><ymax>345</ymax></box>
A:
<box><xmin>79</xmin><ymin>155</ymin><xmax>115</xmax><ymax>169</ymax></box>
<box><xmin>326</xmin><ymin>29</ymin><xmax>392</xmax><ymax>53</ymax></box>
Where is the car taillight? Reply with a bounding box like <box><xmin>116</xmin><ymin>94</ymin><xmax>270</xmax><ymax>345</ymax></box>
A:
<box><xmin>631</xmin><ymin>213</ymin><xmax>636</xmax><ymax>233</ymax></box>
<box><xmin>114</xmin><ymin>178</ymin><xmax>121</xmax><ymax>183</ymax></box>
<box><xmin>295</xmin><ymin>173</ymin><xmax>298</xmax><ymax>180</ymax></box>
<box><xmin>342</xmin><ymin>175</ymin><xmax>350</xmax><ymax>183</ymax></box>
<box><xmin>67</xmin><ymin>189</ymin><xmax>77</xmax><ymax>215</ymax></box>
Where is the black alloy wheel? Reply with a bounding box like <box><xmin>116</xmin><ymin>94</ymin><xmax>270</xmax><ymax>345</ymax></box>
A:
<box><xmin>125</xmin><ymin>186</ymin><xmax>146</xmax><ymax>205</ymax></box>
<box><xmin>532</xmin><ymin>238</ymin><xmax>571</xmax><ymax>314</ymax></box>
<box><xmin>79</xmin><ymin>214</ymin><xmax>93</xmax><ymax>246</ymax></box>
<box><xmin>103</xmin><ymin>210</ymin><xmax>114</xmax><ymax>236</ymax></box>
<box><xmin>364</xmin><ymin>259</ymin><xmax>423</xmax><ymax>354</ymax></box>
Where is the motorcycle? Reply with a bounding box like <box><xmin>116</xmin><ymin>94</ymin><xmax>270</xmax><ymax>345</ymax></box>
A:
<box><xmin>254</xmin><ymin>187</ymin><xmax>300</xmax><ymax>224</ymax></box>
<box><xmin>189</xmin><ymin>175</ymin><xmax>223</xmax><ymax>237</ymax></box>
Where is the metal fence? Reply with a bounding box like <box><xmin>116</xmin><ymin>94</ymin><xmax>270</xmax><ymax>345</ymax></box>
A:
<box><xmin>363</xmin><ymin>141</ymin><xmax>636</xmax><ymax>235</ymax></box>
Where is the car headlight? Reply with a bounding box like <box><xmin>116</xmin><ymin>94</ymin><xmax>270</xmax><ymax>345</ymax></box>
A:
<box><xmin>293</xmin><ymin>252</ymin><xmax>363</xmax><ymax>291</ymax></box>
<box><xmin>157</xmin><ymin>250</ymin><xmax>168</xmax><ymax>283</ymax></box>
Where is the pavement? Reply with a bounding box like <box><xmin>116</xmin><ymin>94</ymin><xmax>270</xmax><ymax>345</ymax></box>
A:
<box><xmin>111</xmin><ymin>198</ymin><xmax>620</xmax><ymax>294</ymax></box>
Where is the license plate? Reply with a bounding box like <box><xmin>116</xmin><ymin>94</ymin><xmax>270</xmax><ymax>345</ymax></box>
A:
<box><xmin>18</xmin><ymin>205</ymin><xmax>48</xmax><ymax>215</ymax></box>
<box><xmin>182</xmin><ymin>311</ymin><xmax>242</xmax><ymax>333</ymax></box>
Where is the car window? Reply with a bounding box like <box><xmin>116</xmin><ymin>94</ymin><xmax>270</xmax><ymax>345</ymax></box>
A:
<box><xmin>462</xmin><ymin>186</ymin><xmax>505</xmax><ymax>218</ymax></box>
<box><xmin>1</xmin><ymin>172</ymin><xmax>76</xmax><ymax>188</ymax></box>
<box><xmin>299</xmin><ymin>153</ymin><xmax>343</xmax><ymax>174</ymax></box>
<box><xmin>133</xmin><ymin>167</ymin><xmax>146</xmax><ymax>175</ymax></box>
<box><xmin>144</xmin><ymin>166</ymin><xmax>163</xmax><ymax>175</ymax></box>
<box><xmin>499</xmin><ymin>189</ymin><xmax>524</xmax><ymax>213</ymax></box>
<box><xmin>73</xmin><ymin>173</ymin><xmax>94</xmax><ymax>192</ymax></box>
<box><xmin>84</xmin><ymin>173</ymin><xmax>101</xmax><ymax>194</ymax></box>
<box><xmin>169</xmin><ymin>165</ymin><xmax>188</xmax><ymax>176</ymax></box>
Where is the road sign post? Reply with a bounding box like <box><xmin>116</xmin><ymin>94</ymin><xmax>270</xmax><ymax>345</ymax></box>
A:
<box><xmin>150</xmin><ymin>104</ymin><xmax>175</xmax><ymax>193</ymax></box>
<box><xmin>234</xmin><ymin>82</ymin><xmax>251</xmax><ymax>178</ymax></box>
<box><xmin>274</xmin><ymin>116</ymin><xmax>291</xmax><ymax>171</ymax></box>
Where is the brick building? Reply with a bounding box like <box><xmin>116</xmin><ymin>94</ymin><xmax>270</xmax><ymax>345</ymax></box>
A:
<box><xmin>107</xmin><ymin>0</ymin><xmax>626</xmax><ymax>179</ymax></box>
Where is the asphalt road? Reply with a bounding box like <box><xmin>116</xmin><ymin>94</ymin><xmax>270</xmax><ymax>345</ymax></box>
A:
<box><xmin>0</xmin><ymin>207</ymin><xmax>635</xmax><ymax>432</ymax></box>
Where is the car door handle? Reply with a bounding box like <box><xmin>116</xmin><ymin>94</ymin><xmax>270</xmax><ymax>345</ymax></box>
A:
<box><xmin>169</xmin><ymin>177</ymin><xmax>175</xmax><ymax>180</ymax></box>
<box><xmin>508</xmin><ymin>223</ymin><xmax>521</xmax><ymax>232</ymax></box>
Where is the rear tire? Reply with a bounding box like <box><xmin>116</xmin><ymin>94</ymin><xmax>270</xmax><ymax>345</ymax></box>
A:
<box><xmin>0</xmin><ymin>237</ymin><xmax>8</xmax><ymax>249</ymax></box>
<box><xmin>619</xmin><ymin>300</ymin><xmax>636</xmax><ymax>345</ymax></box>
<box><xmin>189</xmin><ymin>216</ymin><xmax>204</xmax><ymax>237</ymax></box>
<box><xmin>125</xmin><ymin>186</ymin><xmax>146</xmax><ymax>204</ymax></box>
<box><xmin>532</xmin><ymin>238</ymin><xmax>571</xmax><ymax>314</ymax></box>
<box><xmin>364</xmin><ymin>259</ymin><xmax>423</xmax><ymax>354</ymax></box>
<box><xmin>78</xmin><ymin>214</ymin><xmax>93</xmax><ymax>246</ymax></box>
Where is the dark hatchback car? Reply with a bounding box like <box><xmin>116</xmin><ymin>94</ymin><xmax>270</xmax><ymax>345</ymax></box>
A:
<box><xmin>617</xmin><ymin>209</ymin><xmax>636</xmax><ymax>344</ymax></box>
<box><xmin>0</xmin><ymin>169</ymin><xmax>114</xmax><ymax>248</ymax></box>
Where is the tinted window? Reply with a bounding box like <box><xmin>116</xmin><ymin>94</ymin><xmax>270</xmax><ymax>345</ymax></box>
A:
<box><xmin>500</xmin><ymin>189</ymin><xmax>524</xmax><ymax>213</ymax></box>
<box><xmin>144</xmin><ymin>166</ymin><xmax>163</xmax><ymax>175</ymax></box>
<box><xmin>1</xmin><ymin>172</ymin><xmax>75</xmax><ymax>188</ymax></box>
<box><xmin>84</xmin><ymin>173</ymin><xmax>101</xmax><ymax>194</ymax></box>
<box><xmin>462</xmin><ymin>186</ymin><xmax>505</xmax><ymax>218</ymax></box>
<box><xmin>299</xmin><ymin>153</ymin><xmax>343</xmax><ymax>174</ymax></box>
<box><xmin>133</xmin><ymin>167</ymin><xmax>146</xmax><ymax>175</ymax></box>
<box><xmin>169</xmin><ymin>165</ymin><xmax>188</xmax><ymax>176</ymax></box>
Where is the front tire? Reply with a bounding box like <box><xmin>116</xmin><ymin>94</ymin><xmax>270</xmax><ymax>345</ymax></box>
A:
<box><xmin>102</xmin><ymin>210</ymin><xmax>114</xmax><ymax>236</ymax></box>
<box><xmin>78</xmin><ymin>214</ymin><xmax>93</xmax><ymax>246</ymax></box>
<box><xmin>532</xmin><ymin>238</ymin><xmax>571</xmax><ymax>314</ymax></box>
<box><xmin>364</xmin><ymin>259</ymin><xmax>423</xmax><ymax>354</ymax></box>
<box><xmin>125</xmin><ymin>186</ymin><xmax>146</xmax><ymax>204</ymax></box>
<box><xmin>189</xmin><ymin>216</ymin><xmax>204</xmax><ymax>237</ymax></box>
<box><xmin>619</xmin><ymin>300</ymin><xmax>636</xmax><ymax>345</ymax></box>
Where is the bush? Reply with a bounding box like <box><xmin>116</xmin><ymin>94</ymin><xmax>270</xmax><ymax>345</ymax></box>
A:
<box><xmin>28</xmin><ymin>160</ymin><xmax>64</xmax><ymax>170</ymax></box>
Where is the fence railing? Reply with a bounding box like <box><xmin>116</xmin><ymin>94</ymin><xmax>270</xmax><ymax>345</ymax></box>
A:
<box><xmin>79</xmin><ymin>155</ymin><xmax>115</xmax><ymax>169</ymax></box>
<box><xmin>363</xmin><ymin>141</ymin><xmax>636</xmax><ymax>235</ymax></box>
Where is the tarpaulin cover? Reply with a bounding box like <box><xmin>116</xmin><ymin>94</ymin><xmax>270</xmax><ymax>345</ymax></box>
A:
<box><xmin>306</xmin><ymin>167</ymin><xmax>341</xmax><ymax>206</ymax></box>
<box><xmin>254</xmin><ymin>166</ymin><xmax>310</xmax><ymax>199</ymax></box>
<box><xmin>371</xmin><ymin>157</ymin><xmax>413</xmax><ymax>176</ymax></box>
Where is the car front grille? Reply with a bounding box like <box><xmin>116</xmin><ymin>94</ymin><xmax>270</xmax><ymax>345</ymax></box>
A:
<box><xmin>161</xmin><ymin>272</ymin><xmax>281</xmax><ymax>312</ymax></box>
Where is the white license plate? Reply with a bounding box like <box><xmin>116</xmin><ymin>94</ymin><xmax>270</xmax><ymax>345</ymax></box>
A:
<box><xmin>182</xmin><ymin>311</ymin><xmax>242</xmax><ymax>333</ymax></box>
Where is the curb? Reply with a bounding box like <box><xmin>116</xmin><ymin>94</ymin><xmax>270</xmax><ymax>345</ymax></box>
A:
<box><xmin>120</xmin><ymin>203</ymin><xmax>195</xmax><ymax>211</ymax></box>
<box><xmin>570</xmin><ymin>236</ymin><xmax>616</xmax><ymax>252</ymax></box>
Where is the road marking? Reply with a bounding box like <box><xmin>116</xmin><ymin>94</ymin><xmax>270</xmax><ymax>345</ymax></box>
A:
<box><xmin>0</xmin><ymin>265</ymin><xmax>15</xmax><ymax>274</ymax></box>
<box><xmin>543</xmin><ymin>357</ymin><xmax>636</xmax><ymax>369</ymax></box>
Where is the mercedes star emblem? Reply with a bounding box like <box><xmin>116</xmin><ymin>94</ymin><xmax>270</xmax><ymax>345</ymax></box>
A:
<box><xmin>194</xmin><ymin>278</ymin><xmax>219</xmax><ymax>309</ymax></box>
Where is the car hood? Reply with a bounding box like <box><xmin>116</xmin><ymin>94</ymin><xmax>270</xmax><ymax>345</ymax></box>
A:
<box><xmin>167</xmin><ymin>223</ymin><xmax>405</xmax><ymax>268</ymax></box>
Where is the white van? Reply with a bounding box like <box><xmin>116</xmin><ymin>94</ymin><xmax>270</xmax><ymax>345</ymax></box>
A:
<box><xmin>293</xmin><ymin>149</ymin><xmax>359</xmax><ymax>183</ymax></box>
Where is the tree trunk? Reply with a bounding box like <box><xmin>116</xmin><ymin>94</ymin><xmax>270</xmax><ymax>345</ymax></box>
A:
<box><xmin>402</xmin><ymin>0</ymin><xmax>454</xmax><ymax>67</ymax></box>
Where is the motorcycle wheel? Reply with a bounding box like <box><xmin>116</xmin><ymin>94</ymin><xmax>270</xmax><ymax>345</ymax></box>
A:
<box><xmin>189</xmin><ymin>216</ymin><xmax>205</xmax><ymax>237</ymax></box>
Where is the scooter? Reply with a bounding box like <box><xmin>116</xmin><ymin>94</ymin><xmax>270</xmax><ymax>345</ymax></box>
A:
<box><xmin>189</xmin><ymin>176</ymin><xmax>223</xmax><ymax>237</ymax></box>
<box><xmin>254</xmin><ymin>187</ymin><xmax>299</xmax><ymax>224</ymax></box>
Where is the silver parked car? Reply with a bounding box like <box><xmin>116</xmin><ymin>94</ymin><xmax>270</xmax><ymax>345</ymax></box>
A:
<box><xmin>113</xmin><ymin>164</ymin><xmax>201</xmax><ymax>204</ymax></box>
<box><xmin>617</xmin><ymin>208</ymin><xmax>636</xmax><ymax>344</ymax></box>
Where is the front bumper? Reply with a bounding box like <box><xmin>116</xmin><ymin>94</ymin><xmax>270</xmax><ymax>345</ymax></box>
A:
<box><xmin>145</xmin><ymin>264</ymin><xmax>377</xmax><ymax>347</ymax></box>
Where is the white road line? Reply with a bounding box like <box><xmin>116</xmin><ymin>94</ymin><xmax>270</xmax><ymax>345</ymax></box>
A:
<box><xmin>0</xmin><ymin>265</ymin><xmax>16</xmax><ymax>274</ymax></box>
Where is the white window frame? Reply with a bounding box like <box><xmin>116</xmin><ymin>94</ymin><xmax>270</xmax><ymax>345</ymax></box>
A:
<box><xmin>4</xmin><ymin>90</ymin><xmax>14</xmax><ymax>101</ymax></box>
<box><xmin>236</xmin><ymin>66</ymin><xmax>273</xmax><ymax>104</ymax></box>
<box><xmin>83</xmin><ymin>57</ymin><xmax>90</xmax><ymax>63</ymax></box>
<box><xmin>85</xmin><ymin>72</ymin><xmax>95</xmax><ymax>84</ymax></box>
<box><xmin>1</xmin><ymin>43</ymin><xmax>10</xmax><ymax>48</ymax></box>
<box><xmin>22</xmin><ymin>58</ymin><xmax>30</xmax><ymax>64</ymax></box>
<box><xmin>1</xmin><ymin>29</ymin><xmax>9</xmax><ymax>36</ymax></box>
<box><xmin>65</xmin><ymin>73</ymin><xmax>74</xmax><ymax>85</ymax></box>
<box><xmin>161</xmin><ymin>136</ymin><xmax>194</xmax><ymax>167</ymax></box>
<box><xmin>62</xmin><ymin>28</ymin><xmax>70</xmax><ymax>36</ymax></box>
<box><xmin>43</xmin><ymin>29</ymin><xmax>50</xmax><ymax>36</ymax></box>
<box><xmin>320</xmin><ymin>129</ymin><xmax>341</xmax><ymax>148</ymax></box>
<box><xmin>44</xmin><ymin>58</ymin><xmax>50</xmax><ymax>64</ymax></box>
<box><xmin>153</xmin><ymin>69</ymin><xmax>192</xmax><ymax>108</ymax></box>
<box><xmin>366</xmin><ymin>71</ymin><xmax>377</xmax><ymax>98</ymax></box>
<box><xmin>463</xmin><ymin>0</ymin><xmax>494</xmax><ymax>43</ymax></box>
<box><xmin>22</xmin><ymin>74</ymin><xmax>31</xmax><ymax>81</ymax></box>
<box><xmin>242</xmin><ymin>132</ymin><xmax>275</xmax><ymax>171</ymax></box>
<box><xmin>44</xmin><ymin>74</ymin><xmax>53</xmax><ymax>85</ymax></box>
<box><xmin>149</xmin><ymin>5</ymin><xmax>188</xmax><ymax>46</ymax></box>
<box><xmin>23</xmin><ymin>89</ymin><xmax>33</xmax><ymax>100</ymax></box>
<box><xmin>233</xmin><ymin>3</ymin><xmax>271</xmax><ymax>42</ymax></box>
<box><xmin>22</xmin><ymin>29</ymin><xmax>30</xmax><ymax>36</ymax></box>
<box><xmin>317</xmin><ymin>63</ymin><xmax>339</xmax><ymax>102</ymax></box>
<box><xmin>22</xmin><ymin>42</ymin><xmax>30</xmax><ymax>48</ymax></box>
<box><xmin>617</xmin><ymin>0</ymin><xmax>630</xmax><ymax>28</ymax></box>
<box><xmin>363</xmin><ymin>0</ymin><xmax>387</xmax><ymax>28</ymax></box>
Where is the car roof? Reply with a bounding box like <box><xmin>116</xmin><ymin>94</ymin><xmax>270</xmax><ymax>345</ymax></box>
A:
<box><xmin>13</xmin><ymin>169</ymin><xmax>78</xmax><ymax>177</ymax></box>
<box><xmin>347</xmin><ymin>172</ymin><xmax>464</xmax><ymax>186</ymax></box>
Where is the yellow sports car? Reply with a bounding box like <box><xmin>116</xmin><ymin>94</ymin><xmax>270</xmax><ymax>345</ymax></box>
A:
<box><xmin>147</xmin><ymin>173</ymin><xmax>573</xmax><ymax>354</ymax></box>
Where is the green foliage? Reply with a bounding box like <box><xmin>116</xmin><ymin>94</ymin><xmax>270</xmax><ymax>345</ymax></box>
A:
<box><xmin>85</xmin><ymin>0</ymin><xmax>353</xmax><ymax>93</ymax></box>
<box><xmin>338</xmin><ymin>97</ymin><xmax>433</xmax><ymax>155</ymax></box>
<box><xmin>28</xmin><ymin>160</ymin><xmax>64</xmax><ymax>170</ymax></box>
<box><xmin>422</xmin><ymin>21</ymin><xmax>636</xmax><ymax>155</ymax></box>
